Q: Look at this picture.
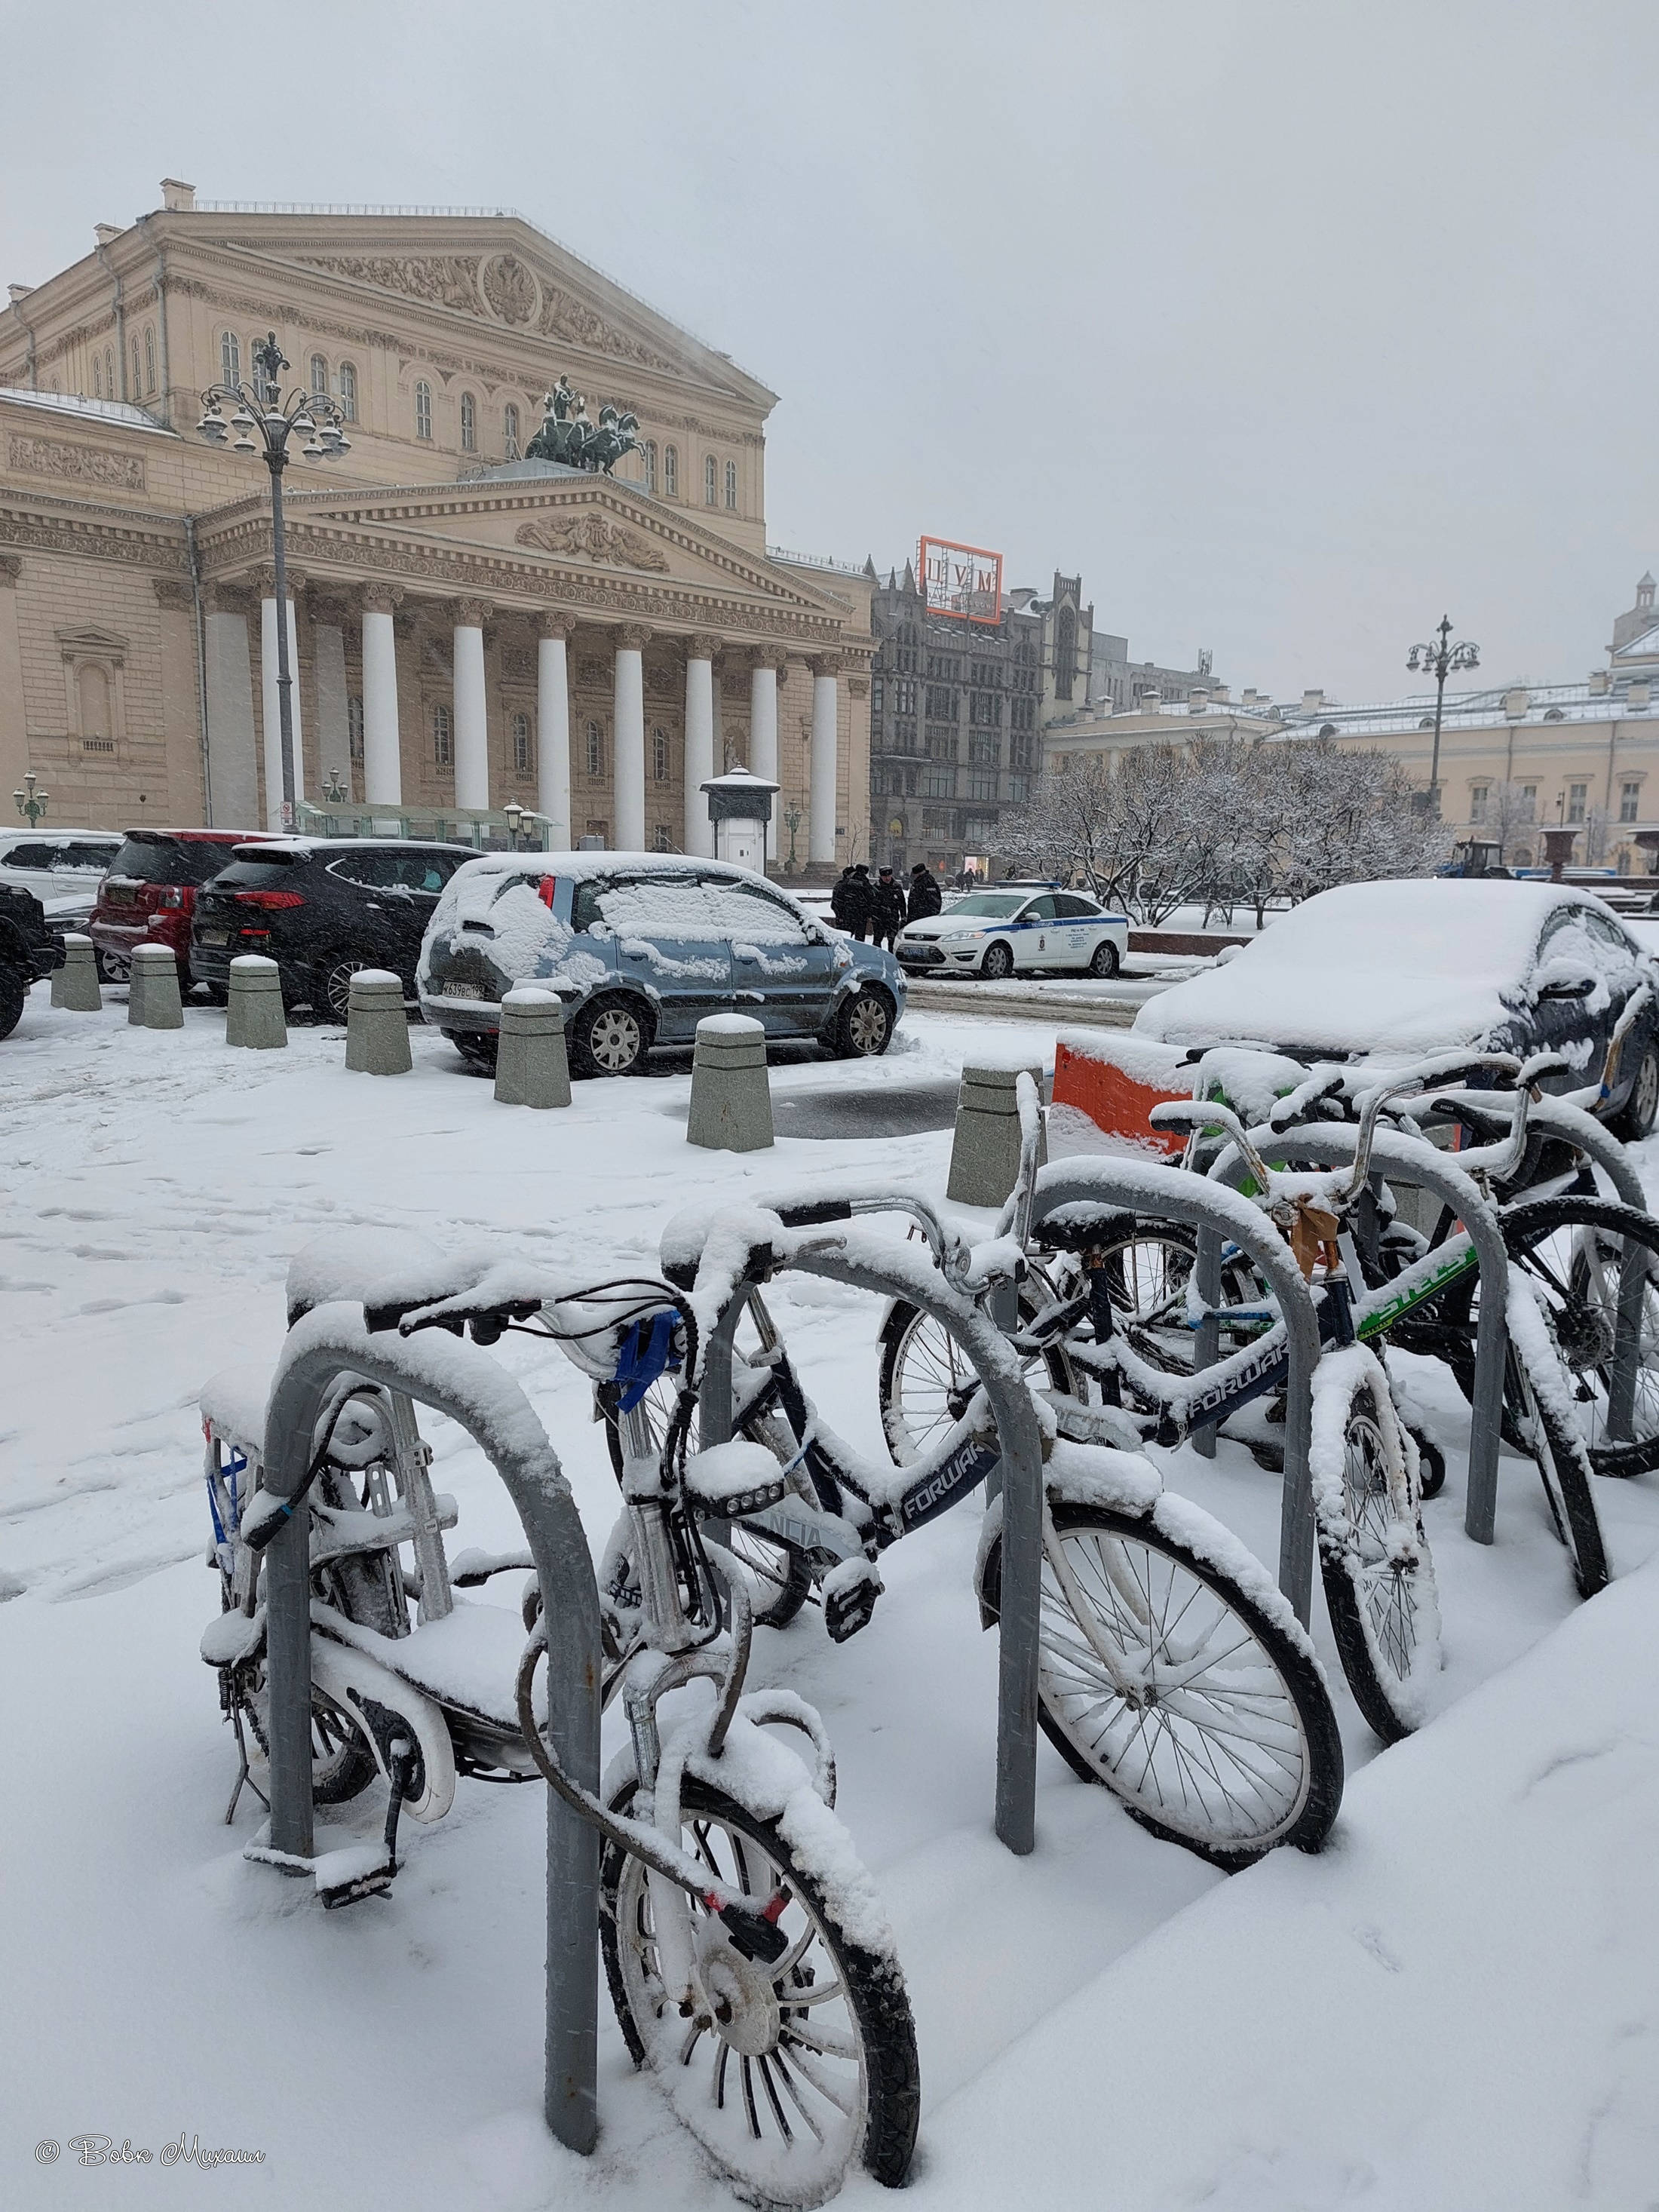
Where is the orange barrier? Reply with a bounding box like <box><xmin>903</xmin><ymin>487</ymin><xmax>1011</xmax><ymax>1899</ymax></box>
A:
<box><xmin>1052</xmin><ymin>1038</ymin><xmax>1189</xmax><ymax>1157</ymax></box>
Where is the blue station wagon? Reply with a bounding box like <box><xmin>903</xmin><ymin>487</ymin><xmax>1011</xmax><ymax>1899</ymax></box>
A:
<box><xmin>417</xmin><ymin>851</ymin><xmax>908</xmax><ymax>1077</ymax></box>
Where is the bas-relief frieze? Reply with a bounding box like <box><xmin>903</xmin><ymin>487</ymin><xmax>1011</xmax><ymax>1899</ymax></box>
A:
<box><xmin>514</xmin><ymin>514</ymin><xmax>670</xmax><ymax>573</ymax></box>
<box><xmin>0</xmin><ymin>505</ymin><xmax>187</xmax><ymax>575</ymax></box>
<box><xmin>8</xmin><ymin>434</ymin><xmax>146</xmax><ymax>492</ymax></box>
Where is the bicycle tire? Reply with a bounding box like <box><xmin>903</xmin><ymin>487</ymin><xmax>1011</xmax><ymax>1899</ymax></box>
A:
<box><xmin>879</xmin><ymin>1283</ymin><xmax>1078</xmax><ymax>1467</ymax></box>
<box><xmin>1311</xmin><ymin>1357</ymin><xmax>1442</xmax><ymax>1744</ymax></box>
<box><xmin>600</xmin><ymin>1772</ymin><xmax>921</xmax><ymax>2199</ymax></box>
<box><xmin>1507</xmin><ymin>1344</ymin><xmax>1611</xmax><ymax>1599</ymax></box>
<box><xmin>979</xmin><ymin>1498</ymin><xmax>1344</xmax><ymax>1870</ymax></box>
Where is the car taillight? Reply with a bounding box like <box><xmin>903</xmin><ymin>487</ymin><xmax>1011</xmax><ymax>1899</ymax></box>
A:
<box><xmin>538</xmin><ymin>876</ymin><xmax>559</xmax><ymax>909</ymax></box>
<box><xmin>158</xmin><ymin>887</ymin><xmax>191</xmax><ymax>910</ymax></box>
<box><xmin>235</xmin><ymin>890</ymin><xmax>305</xmax><ymax>910</ymax></box>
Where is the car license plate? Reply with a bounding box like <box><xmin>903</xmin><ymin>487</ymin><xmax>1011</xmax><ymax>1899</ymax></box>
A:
<box><xmin>200</xmin><ymin>930</ymin><xmax>228</xmax><ymax>946</ymax></box>
<box><xmin>441</xmin><ymin>980</ymin><xmax>481</xmax><ymax>999</ymax></box>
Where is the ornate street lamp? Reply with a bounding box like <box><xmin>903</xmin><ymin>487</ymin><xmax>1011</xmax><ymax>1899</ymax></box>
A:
<box><xmin>321</xmin><ymin>769</ymin><xmax>348</xmax><ymax>807</ymax></box>
<box><xmin>503</xmin><ymin>800</ymin><xmax>524</xmax><ymax>851</ymax></box>
<box><xmin>197</xmin><ymin>333</ymin><xmax>351</xmax><ymax>828</ymax></box>
<box><xmin>1406</xmin><ymin>614</ymin><xmax>1480</xmax><ymax>815</ymax></box>
<box><xmin>783</xmin><ymin>802</ymin><xmax>803</xmax><ymax>873</ymax></box>
<box><xmin>13</xmin><ymin>771</ymin><xmax>48</xmax><ymax>827</ymax></box>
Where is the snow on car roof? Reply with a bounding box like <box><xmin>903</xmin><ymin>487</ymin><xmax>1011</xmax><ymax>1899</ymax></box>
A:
<box><xmin>229</xmin><ymin>835</ymin><xmax>477</xmax><ymax>857</ymax></box>
<box><xmin>446</xmin><ymin>849</ymin><xmax>804</xmax><ymax>897</ymax></box>
<box><xmin>1135</xmin><ymin>879</ymin><xmax>1614</xmax><ymax>1054</ymax></box>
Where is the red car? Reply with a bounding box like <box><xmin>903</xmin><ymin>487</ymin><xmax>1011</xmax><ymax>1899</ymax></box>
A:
<box><xmin>89</xmin><ymin>827</ymin><xmax>274</xmax><ymax>987</ymax></box>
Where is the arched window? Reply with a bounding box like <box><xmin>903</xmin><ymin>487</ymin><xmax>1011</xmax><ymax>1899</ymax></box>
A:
<box><xmin>725</xmin><ymin>459</ymin><xmax>738</xmax><ymax>511</ymax></box>
<box><xmin>338</xmin><ymin>362</ymin><xmax>357</xmax><ymax>422</ymax></box>
<box><xmin>144</xmin><ymin>327</ymin><xmax>155</xmax><ymax>392</ymax></box>
<box><xmin>132</xmin><ymin>339</ymin><xmax>141</xmax><ymax>396</ymax></box>
<box><xmin>415</xmin><ymin>380</ymin><xmax>433</xmax><ymax>440</ymax></box>
<box><xmin>586</xmin><ymin>719</ymin><xmax>603</xmax><ymax>778</ymax></box>
<box><xmin>310</xmin><ymin>354</ymin><xmax>328</xmax><ymax>396</ymax></box>
<box><xmin>432</xmin><ymin>702</ymin><xmax>452</xmax><ymax>766</ymax></box>
<box><xmin>643</xmin><ymin>440</ymin><xmax>658</xmax><ymax>493</ymax></box>
<box><xmin>663</xmin><ymin>443</ymin><xmax>678</xmax><ymax>498</ymax></box>
<box><xmin>504</xmin><ymin>402</ymin><xmax>520</xmax><ymax>457</ymax></box>
<box><xmin>1053</xmin><ymin>605</ymin><xmax>1077</xmax><ymax>702</ymax></box>
<box><xmin>512</xmin><ymin>711</ymin><xmax>533</xmax><ymax>775</ymax></box>
<box><xmin>106</xmin><ymin>348</ymin><xmax>116</xmax><ymax>399</ymax></box>
<box><xmin>704</xmin><ymin>454</ymin><xmax>718</xmax><ymax>506</ymax></box>
<box><xmin>92</xmin><ymin>354</ymin><xmax>103</xmax><ymax>400</ymax></box>
<box><xmin>459</xmin><ymin>391</ymin><xmax>477</xmax><ymax>452</ymax></box>
<box><xmin>653</xmin><ymin>727</ymin><xmax>670</xmax><ymax>782</ymax></box>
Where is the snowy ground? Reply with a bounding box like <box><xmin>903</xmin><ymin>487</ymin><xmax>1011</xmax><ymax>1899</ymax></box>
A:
<box><xmin>4</xmin><ymin>983</ymin><xmax>1659</xmax><ymax>2207</ymax></box>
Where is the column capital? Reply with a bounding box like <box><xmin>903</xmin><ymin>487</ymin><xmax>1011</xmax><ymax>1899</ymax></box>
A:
<box><xmin>360</xmin><ymin>582</ymin><xmax>403</xmax><ymax>617</ymax></box>
<box><xmin>754</xmin><ymin>648</ymin><xmax>789</xmax><ymax>681</ymax></box>
<box><xmin>0</xmin><ymin>554</ymin><xmax>20</xmax><ymax>588</ymax></box>
<box><xmin>536</xmin><ymin>609</ymin><xmax>577</xmax><ymax>641</ymax></box>
<box><xmin>686</xmin><ymin>631</ymin><xmax>722</xmax><ymax>663</ymax></box>
<box><xmin>808</xmin><ymin>652</ymin><xmax>844</xmax><ymax>681</ymax></box>
<box><xmin>452</xmin><ymin>596</ymin><xmax>493</xmax><ymax>630</ymax></box>
<box><xmin>846</xmin><ymin>674</ymin><xmax>870</xmax><ymax>699</ymax></box>
<box><xmin>203</xmin><ymin>581</ymin><xmax>247</xmax><ymax>617</ymax></box>
<box><xmin>247</xmin><ymin>563</ymin><xmax>279</xmax><ymax>598</ymax></box>
<box><xmin>152</xmin><ymin>576</ymin><xmax>192</xmax><ymax>612</ymax></box>
<box><xmin>616</xmin><ymin>621</ymin><xmax>652</xmax><ymax>654</ymax></box>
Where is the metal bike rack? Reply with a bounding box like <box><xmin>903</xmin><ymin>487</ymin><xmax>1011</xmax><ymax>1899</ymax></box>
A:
<box><xmin>1248</xmin><ymin>1127</ymin><xmax>1512</xmax><ymax>1547</ymax></box>
<box><xmin>702</xmin><ymin>1234</ymin><xmax>1048</xmax><ymax>1857</ymax></box>
<box><xmin>261</xmin><ymin>1305</ymin><xmax>605</xmax><ymax>2155</ymax></box>
<box><xmin>1026</xmin><ymin>1160</ymin><xmax>1326</xmax><ymax>1628</ymax></box>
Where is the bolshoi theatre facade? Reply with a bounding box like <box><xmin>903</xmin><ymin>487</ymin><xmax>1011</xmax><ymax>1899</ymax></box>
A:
<box><xmin>0</xmin><ymin>183</ymin><xmax>873</xmax><ymax>867</ymax></box>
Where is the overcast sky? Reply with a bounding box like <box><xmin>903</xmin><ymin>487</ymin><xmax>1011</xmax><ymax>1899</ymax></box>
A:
<box><xmin>4</xmin><ymin>0</ymin><xmax>1654</xmax><ymax>701</ymax></box>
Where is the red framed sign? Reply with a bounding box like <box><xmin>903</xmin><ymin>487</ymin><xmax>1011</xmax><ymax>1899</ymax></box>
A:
<box><xmin>919</xmin><ymin>536</ymin><xmax>1004</xmax><ymax>624</ymax></box>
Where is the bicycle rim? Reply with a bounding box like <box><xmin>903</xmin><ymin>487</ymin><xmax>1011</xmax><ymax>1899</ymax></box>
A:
<box><xmin>1508</xmin><ymin>1355</ymin><xmax>1611</xmax><ymax>1598</ymax></box>
<box><xmin>1503</xmin><ymin>1195</ymin><xmax>1659</xmax><ymax>1478</ymax></box>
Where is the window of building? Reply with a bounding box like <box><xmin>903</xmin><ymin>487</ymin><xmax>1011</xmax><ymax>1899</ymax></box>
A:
<box><xmin>871</xmin><ymin>676</ymin><xmax>885</xmax><ymax>716</ymax></box>
<box><xmin>1567</xmin><ymin>782</ymin><xmax>1587</xmax><ymax>824</ymax></box>
<box><xmin>512</xmin><ymin>711</ymin><xmax>533</xmax><ymax>776</ymax></box>
<box><xmin>1621</xmin><ymin>780</ymin><xmax>1642</xmax><ymax>824</ymax></box>
<box><xmin>653</xmin><ymin>727</ymin><xmax>670</xmax><ymax>783</ymax></box>
<box><xmin>106</xmin><ymin>347</ymin><xmax>115</xmax><ymax>399</ymax></box>
<box><xmin>1009</xmin><ymin>775</ymin><xmax>1031</xmax><ymax>804</ymax></box>
<box><xmin>725</xmin><ymin>459</ymin><xmax>738</xmax><ymax>510</ymax></box>
<box><xmin>1470</xmin><ymin>786</ymin><xmax>1489</xmax><ymax>822</ymax></box>
<box><xmin>923</xmin><ymin>765</ymin><xmax>955</xmax><ymax>799</ymax></box>
<box><xmin>643</xmin><ymin>440</ymin><xmax>657</xmax><ymax>494</ymax></box>
<box><xmin>310</xmin><ymin>354</ymin><xmax>328</xmax><ymax>396</ymax></box>
<box><xmin>415</xmin><ymin>380</ymin><xmax>433</xmax><ymax>440</ymax></box>
<box><xmin>894</xmin><ymin>679</ymin><xmax>917</xmax><ymax>717</ymax></box>
<box><xmin>664</xmin><ymin>443</ymin><xmax>678</xmax><ymax>498</ymax></box>
<box><xmin>653</xmin><ymin>824</ymin><xmax>671</xmax><ymax>852</ymax></box>
<box><xmin>131</xmin><ymin>339</ymin><xmax>140</xmax><ymax>395</ymax></box>
<box><xmin>432</xmin><ymin>701</ymin><xmax>452</xmax><ymax>766</ymax></box>
<box><xmin>504</xmin><ymin>402</ymin><xmax>520</xmax><ymax>457</ymax></box>
<box><xmin>144</xmin><ymin>327</ymin><xmax>155</xmax><ymax>392</ymax></box>
<box><xmin>704</xmin><ymin>454</ymin><xmax>718</xmax><ymax>506</ymax></box>
<box><xmin>969</xmin><ymin>734</ymin><xmax>999</xmax><ymax>765</ymax></box>
<box><xmin>925</xmin><ymin>684</ymin><xmax>956</xmax><ymax>721</ymax></box>
<box><xmin>1519</xmin><ymin>784</ymin><xmax>1537</xmax><ymax>821</ymax></box>
<box><xmin>92</xmin><ymin>354</ymin><xmax>103</xmax><ymax>400</ymax></box>
<box><xmin>459</xmin><ymin>392</ymin><xmax>476</xmax><ymax>452</ymax></box>
<box><xmin>586</xmin><ymin>719</ymin><xmax>604</xmax><ymax>778</ymax></box>
<box><xmin>967</xmin><ymin>769</ymin><xmax>998</xmax><ymax>802</ymax></box>
<box><xmin>338</xmin><ymin>362</ymin><xmax>357</xmax><ymax>422</ymax></box>
<box><xmin>348</xmin><ymin>695</ymin><xmax>364</xmax><ymax>765</ymax></box>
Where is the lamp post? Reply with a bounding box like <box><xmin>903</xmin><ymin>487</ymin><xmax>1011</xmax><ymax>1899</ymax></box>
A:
<box><xmin>782</xmin><ymin>802</ymin><xmax>802</xmax><ymax>873</ymax></box>
<box><xmin>197</xmin><ymin>333</ymin><xmax>351</xmax><ymax>829</ymax></box>
<box><xmin>504</xmin><ymin>800</ymin><xmax>524</xmax><ymax>851</ymax></box>
<box><xmin>13</xmin><ymin>771</ymin><xmax>48</xmax><ymax>827</ymax></box>
<box><xmin>1406</xmin><ymin>614</ymin><xmax>1480</xmax><ymax>817</ymax></box>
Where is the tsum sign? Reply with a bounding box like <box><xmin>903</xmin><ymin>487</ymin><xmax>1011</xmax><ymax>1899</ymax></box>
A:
<box><xmin>919</xmin><ymin>537</ymin><xmax>1004</xmax><ymax>624</ymax></box>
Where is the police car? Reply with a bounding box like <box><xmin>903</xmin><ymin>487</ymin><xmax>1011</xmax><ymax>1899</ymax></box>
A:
<box><xmin>895</xmin><ymin>885</ymin><xmax>1130</xmax><ymax>979</ymax></box>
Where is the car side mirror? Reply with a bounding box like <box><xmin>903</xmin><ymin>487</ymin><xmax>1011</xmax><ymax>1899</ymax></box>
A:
<box><xmin>1537</xmin><ymin>974</ymin><xmax>1595</xmax><ymax>1002</ymax></box>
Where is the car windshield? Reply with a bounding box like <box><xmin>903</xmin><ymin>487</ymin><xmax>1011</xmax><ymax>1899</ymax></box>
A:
<box><xmin>946</xmin><ymin>893</ymin><xmax>1026</xmax><ymax>918</ymax></box>
<box><xmin>109</xmin><ymin>836</ymin><xmax>243</xmax><ymax>887</ymax></box>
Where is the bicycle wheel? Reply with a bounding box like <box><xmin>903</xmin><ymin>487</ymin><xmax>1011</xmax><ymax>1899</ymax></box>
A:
<box><xmin>1501</xmin><ymin>1195</ymin><xmax>1659</xmax><ymax>1478</ymax></box>
<box><xmin>601</xmin><ymin>1773</ymin><xmax>920</xmax><ymax>2202</ymax></box>
<box><xmin>1090</xmin><ymin>1220</ymin><xmax>1264</xmax><ymax>1376</ymax></box>
<box><xmin>979</xmin><ymin>1499</ymin><xmax>1343</xmax><ymax>1869</ymax></box>
<box><xmin>1506</xmin><ymin>1341</ymin><xmax>1611</xmax><ymax>1598</ymax></box>
<box><xmin>879</xmin><ymin>1275</ymin><xmax>1078</xmax><ymax>1466</ymax></box>
<box><xmin>1311</xmin><ymin>1355</ymin><xmax>1442</xmax><ymax>1744</ymax></box>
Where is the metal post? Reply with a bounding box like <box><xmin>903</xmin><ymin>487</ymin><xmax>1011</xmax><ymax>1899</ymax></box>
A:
<box><xmin>1191</xmin><ymin>1227</ymin><xmax>1222</xmax><ymax>1459</ymax></box>
<box><xmin>268</xmin><ymin>458</ymin><xmax>296</xmax><ymax>828</ymax></box>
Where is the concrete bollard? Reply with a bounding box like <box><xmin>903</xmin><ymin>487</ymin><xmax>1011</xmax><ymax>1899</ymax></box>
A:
<box><xmin>687</xmin><ymin>1014</ymin><xmax>774</xmax><ymax>1152</ymax></box>
<box><xmin>495</xmin><ymin>986</ymin><xmax>571</xmax><ymax>1109</ymax></box>
<box><xmin>345</xmin><ymin>968</ymin><xmax>412</xmax><ymax>1075</ymax></box>
<box><xmin>946</xmin><ymin>1063</ymin><xmax>1044</xmax><ymax>1207</ymax></box>
<box><xmin>51</xmin><ymin>933</ymin><xmax>101</xmax><ymax>1012</ymax></box>
<box><xmin>226</xmin><ymin>954</ymin><xmax>288</xmax><ymax>1050</ymax></box>
<box><xmin>130</xmin><ymin>941</ymin><xmax>183</xmax><ymax>1031</ymax></box>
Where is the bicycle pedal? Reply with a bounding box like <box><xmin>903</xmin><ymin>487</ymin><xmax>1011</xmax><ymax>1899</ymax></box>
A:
<box><xmin>823</xmin><ymin>1557</ymin><xmax>882</xmax><ymax>1644</ymax></box>
<box><xmin>319</xmin><ymin>1856</ymin><xmax>396</xmax><ymax>1910</ymax></box>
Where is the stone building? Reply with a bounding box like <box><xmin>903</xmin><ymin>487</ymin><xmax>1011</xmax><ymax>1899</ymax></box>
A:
<box><xmin>0</xmin><ymin>184</ymin><xmax>872</xmax><ymax>867</ymax></box>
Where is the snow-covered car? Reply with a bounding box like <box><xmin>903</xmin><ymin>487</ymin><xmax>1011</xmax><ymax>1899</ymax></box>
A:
<box><xmin>1135</xmin><ymin>879</ymin><xmax>1659</xmax><ymax>1136</ymax></box>
<box><xmin>418</xmin><ymin>851</ymin><xmax>906</xmax><ymax>1077</ymax></box>
<box><xmin>895</xmin><ymin>888</ymin><xmax>1129</xmax><ymax>980</ymax></box>
<box><xmin>0</xmin><ymin>827</ymin><xmax>122</xmax><ymax>931</ymax></box>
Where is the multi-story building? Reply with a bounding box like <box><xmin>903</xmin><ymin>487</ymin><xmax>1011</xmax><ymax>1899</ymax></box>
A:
<box><xmin>0</xmin><ymin>184</ymin><xmax>873</xmax><ymax>866</ymax></box>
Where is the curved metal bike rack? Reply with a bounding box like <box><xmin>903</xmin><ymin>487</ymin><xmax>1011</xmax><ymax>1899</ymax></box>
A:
<box><xmin>699</xmin><ymin>1221</ymin><xmax>1049</xmax><ymax>1856</ymax></box>
<box><xmin>1026</xmin><ymin>1158</ymin><xmax>1326</xmax><ymax>1624</ymax></box>
<box><xmin>260</xmin><ymin>1304</ymin><xmax>604</xmax><ymax>2156</ymax></box>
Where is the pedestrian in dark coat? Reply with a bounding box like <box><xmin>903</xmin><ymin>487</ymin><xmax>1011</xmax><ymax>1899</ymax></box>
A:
<box><xmin>872</xmin><ymin>867</ymin><xmax>906</xmax><ymax>950</ymax></box>
<box><xmin>831</xmin><ymin>864</ymin><xmax>873</xmax><ymax>940</ymax></box>
<box><xmin>906</xmin><ymin>864</ymin><xmax>943</xmax><ymax>923</ymax></box>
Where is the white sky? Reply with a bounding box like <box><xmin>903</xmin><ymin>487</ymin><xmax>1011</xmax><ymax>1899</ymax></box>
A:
<box><xmin>3</xmin><ymin>0</ymin><xmax>1654</xmax><ymax>701</ymax></box>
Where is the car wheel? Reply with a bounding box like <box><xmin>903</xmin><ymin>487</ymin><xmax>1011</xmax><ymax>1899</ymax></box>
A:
<box><xmin>569</xmin><ymin>994</ymin><xmax>652</xmax><ymax>1078</ymax></box>
<box><xmin>981</xmin><ymin>940</ymin><xmax>1014</xmax><ymax>980</ymax></box>
<box><xmin>1610</xmin><ymin>1040</ymin><xmax>1659</xmax><ymax>1140</ymax></box>
<box><xmin>317</xmin><ymin>952</ymin><xmax>383</xmax><ymax>1025</ymax></box>
<box><xmin>94</xmin><ymin>949</ymin><xmax>128</xmax><ymax>985</ymax></box>
<box><xmin>446</xmin><ymin>1028</ymin><xmax>499</xmax><ymax>1075</ymax></box>
<box><xmin>0</xmin><ymin>961</ymin><xmax>26</xmax><ymax>1040</ymax></box>
<box><xmin>1088</xmin><ymin>939</ymin><xmax>1121</xmax><ymax>979</ymax></box>
<box><xmin>833</xmin><ymin>984</ymin><xmax>894</xmax><ymax>1058</ymax></box>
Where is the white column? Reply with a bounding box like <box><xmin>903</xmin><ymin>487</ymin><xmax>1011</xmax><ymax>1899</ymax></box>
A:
<box><xmin>360</xmin><ymin>588</ymin><xmax>403</xmax><ymax>808</ymax></box>
<box><xmin>537</xmin><ymin>613</ymin><xmax>572</xmax><ymax>849</ymax></box>
<box><xmin>614</xmin><ymin>624</ymin><xmax>649</xmax><ymax>850</ymax></box>
<box><xmin>810</xmin><ymin>655</ymin><xmax>839</xmax><ymax>865</ymax></box>
<box><xmin>452</xmin><ymin>598</ymin><xmax>491</xmax><ymax>814</ymax></box>
<box><xmin>683</xmin><ymin>633</ymin><xmax>718</xmax><ymax>857</ymax></box>
<box><xmin>313</xmin><ymin>618</ymin><xmax>351</xmax><ymax>795</ymax></box>
<box><xmin>203</xmin><ymin>594</ymin><xmax>259</xmax><ymax>829</ymax></box>
<box><xmin>750</xmin><ymin>652</ymin><xmax>780</xmax><ymax>860</ymax></box>
<box><xmin>259</xmin><ymin>584</ymin><xmax>305</xmax><ymax>832</ymax></box>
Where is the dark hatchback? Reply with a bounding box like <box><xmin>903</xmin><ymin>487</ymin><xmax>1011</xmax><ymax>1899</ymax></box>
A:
<box><xmin>190</xmin><ymin>837</ymin><xmax>477</xmax><ymax>1020</ymax></box>
<box><xmin>89</xmin><ymin>828</ymin><xmax>271</xmax><ymax>983</ymax></box>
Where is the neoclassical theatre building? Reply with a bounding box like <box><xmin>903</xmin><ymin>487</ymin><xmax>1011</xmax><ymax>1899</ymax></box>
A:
<box><xmin>0</xmin><ymin>183</ymin><xmax>873</xmax><ymax>866</ymax></box>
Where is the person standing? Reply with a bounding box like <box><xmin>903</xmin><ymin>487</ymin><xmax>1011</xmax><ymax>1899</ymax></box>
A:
<box><xmin>906</xmin><ymin>862</ymin><xmax>943</xmax><ymax>923</ymax></box>
<box><xmin>872</xmin><ymin>866</ymin><xmax>906</xmax><ymax>951</ymax></box>
<box><xmin>832</xmin><ymin>863</ymin><xmax>872</xmax><ymax>940</ymax></box>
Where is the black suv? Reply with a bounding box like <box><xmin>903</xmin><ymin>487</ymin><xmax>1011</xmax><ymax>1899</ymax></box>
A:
<box><xmin>190</xmin><ymin>837</ymin><xmax>477</xmax><ymax>1020</ymax></box>
<box><xmin>0</xmin><ymin>882</ymin><xmax>66</xmax><ymax>1038</ymax></box>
